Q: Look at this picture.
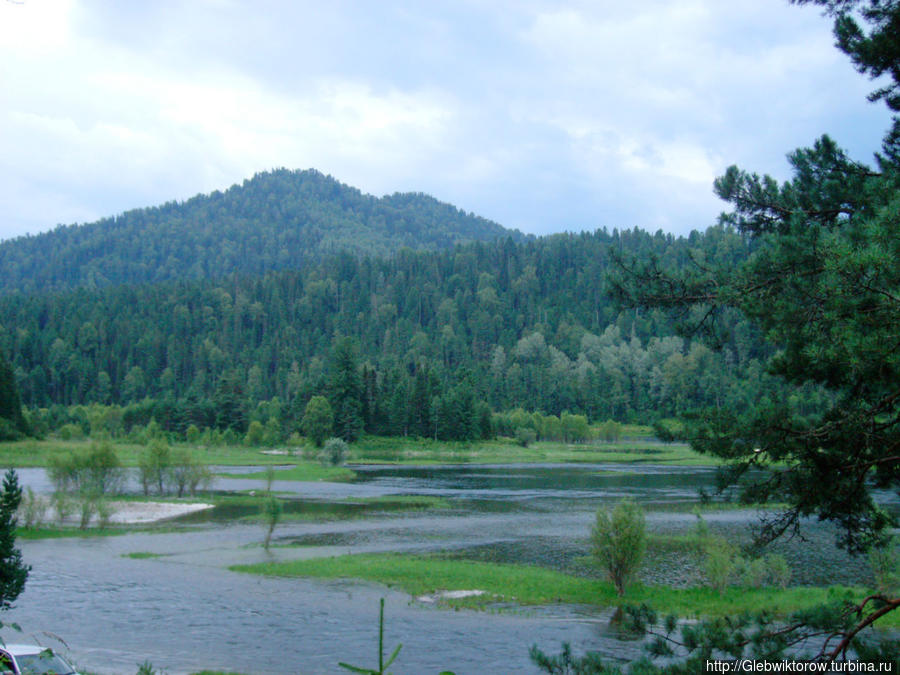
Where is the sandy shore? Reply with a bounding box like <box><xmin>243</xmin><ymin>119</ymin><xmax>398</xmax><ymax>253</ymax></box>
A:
<box><xmin>106</xmin><ymin>501</ymin><xmax>214</xmax><ymax>524</ymax></box>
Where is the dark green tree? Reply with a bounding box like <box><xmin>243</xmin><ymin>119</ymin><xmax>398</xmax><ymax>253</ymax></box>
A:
<box><xmin>0</xmin><ymin>350</ymin><xmax>27</xmax><ymax>440</ymax></box>
<box><xmin>328</xmin><ymin>337</ymin><xmax>364</xmax><ymax>442</ymax></box>
<box><xmin>213</xmin><ymin>370</ymin><xmax>248</xmax><ymax>434</ymax></box>
<box><xmin>574</xmin><ymin>1</ymin><xmax>900</xmax><ymax>669</ymax></box>
<box><xmin>604</xmin><ymin>5</ymin><xmax>900</xmax><ymax>666</ymax></box>
<box><xmin>409</xmin><ymin>366</ymin><xmax>433</xmax><ymax>438</ymax></box>
<box><xmin>794</xmin><ymin>0</ymin><xmax>900</xmax><ymax>161</ymax></box>
<box><xmin>614</xmin><ymin>135</ymin><xmax>899</xmax><ymax>553</ymax></box>
<box><xmin>0</xmin><ymin>469</ymin><xmax>29</xmax><ymax>611</ymax></box>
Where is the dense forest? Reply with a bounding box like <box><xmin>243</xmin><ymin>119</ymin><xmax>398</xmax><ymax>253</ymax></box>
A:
<box><xmin>0</xmin><ymin>168</ymin><xmax>522</xmax><ymax>294</ymax></box>
<box><xmin>0</xmin><ymin>220</ymin><xmax>827</xmax><ymax>442</ymax></box>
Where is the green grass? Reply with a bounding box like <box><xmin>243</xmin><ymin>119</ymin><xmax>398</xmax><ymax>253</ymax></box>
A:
<box><xmin>230</xmin><ymin>553</ymin><xmax>898</xmax><ymax>628</ymax></box>
<box><xmin>644</xmin><ymin>501</ymin><xmax>788</xmax><ymax>514</ymax></box>
<box><xmin>18</xmin><ymin>525</ymin><xmax>131</xmax><ymax>540</ymax></box>
<box><xmin>349</xmin><ymin>495</ymin><xmax>451</xmax><ymax>509</ymax></box>
<box><xmin>222</xmin><ymin>493</ymin><xmax>452</xmax><ymax>525</ymax></box>
<box><xmin>123</xmin><ymin>551</ymin><xmax>166</xmax><ymax>559</ymax></box>
<box><xmin>347</xmin><ymin>435</ymin><xmax>715</xmax><ymax>466</ymax></box>
<box><xmin>216</xmin><ymin>462</ymin><xmax>355</xmax><ymax>482</ymax></box>
<box><xmin>0</xmin><ymin>433</ymin><xmax>717</xmax><ymax>469</ymax></box>
<box><xmin>0</xmin><ymin>438</ymin><xmax>315</xmax><ymax>467</ymax></box>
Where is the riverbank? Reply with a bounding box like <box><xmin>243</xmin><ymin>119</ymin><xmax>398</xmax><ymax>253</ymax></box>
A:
<box><xmin>105</xmin><ymin>500</ymin><xmax>214</xmax><ymax>523</ymax></box>
<box><xmin>231</xmin><ymin>552</ymin><xmax>900</xmax><ymax>628</ymax></box>
<box><xmin>0</xmin><ymin>432</ymin><xmax>716</xmax><ymax>470</ymax></box>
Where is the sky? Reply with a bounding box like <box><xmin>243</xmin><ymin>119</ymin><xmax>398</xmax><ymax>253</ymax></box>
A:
<box><xmin>0</xmin><ymin>0</ymin><xmax>892</xmax><ymax>241</ymax></box>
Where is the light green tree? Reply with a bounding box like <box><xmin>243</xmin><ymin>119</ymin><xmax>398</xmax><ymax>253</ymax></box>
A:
<box><xmin>591</xmin><ymin>498</ymin><xmax>646</xmax><ymax>597</ymax></box>
<box><xmin>302</xmin><ymin>395</ymin><xmax>334</xmax><ymax>447</ymax></box>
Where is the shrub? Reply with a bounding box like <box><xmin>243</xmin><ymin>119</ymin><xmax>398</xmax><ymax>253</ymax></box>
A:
<box><xmin>139</xmin><ymin>439</ymin><xmax>171</xmax><ymax>495</ymax></box>
<box><xmin>19</xmin><ymin>488</ymin><xmax>46</xmax><ymax>529</ymax></box>
<box><xmin>591</xmin><ymin>498</ymin><xmax>646</xmax><ymax>596</ymax></box>
<box><xmin>319</xmin><ymin>437</ymin><xmax>349</xmax><ymax>466</ymax></box>
<box><xmin>0</xmin><ymin>419</ymin><xmax>22</xmax><ymax>442</ymax></box>
<box><xmin>737</xmin><ymin>556</ymin><xmax>768</xmax><ymax>588</ymax></box>
<box><xmin>598</xmin><ymin>419</ymin><xmax>622</xmax><ymax>443</ymax></box>
<box><xmin>765</xmin><ymin>554</ymin><xmax>792</xmax><ymax>590</ymax></box>
<box><xmin>96</xmin><ymin>497</ymin><xmax>113</xmax><ymax>529</ymax></box>
<box><xmin>185</xmin><ymin>424</ymin><xmax>201</xmax><ymax>444</ymax></box>
<box><xmin>57</xmin><ymin>423</ymin><xmax>85</xmax><ymax>441</ymax></box>
<box><xmin>263</xmin><ymin>416</ymin><xmax>283</xmax><ymax>446</ymax></box>
<box><xmin>244</xmin><ymin>420</ymin><xmax>265</xmax><ymax>446</ymax></box>
<box><xmin>185</xmin><ymin>462</ymin><xmax>212</xmax><ymax>497</ymax></box>
<box><xmin>82</xmin><ymin>439</ymin><xmax>124</xmax><ymax>495</ymax></box>
<box><xmin>870</xmin><ymin>537</ymin><xmax>899</xmax><ymax>596</ymax></box>
<box><xmin>514</xmin><ymin>427</ymin><xmax>537</xmax><ymax>448</ymax></box>
<box><xmin>704</xmin><ymin>537</ymin><xmax>738</xmax><ymax>594</ymax></box>
<box><xmin>694</xmin><ymin>513</ymin><xmax>792</xmax><ymax>591</ymax></box>
<box><xmin>47</xmin><ymin>440</ymin><xmax>124</xmax><ymax>496</ymax></box>
<box><xmin>78</xmin><ymin>496</ymin><xmax>96</xmax><ymax>530</ymax></box>
<box><xmin>51</xmin><ymin>491</ymin><xmax>74</xmax><ymax>524</ymax></box>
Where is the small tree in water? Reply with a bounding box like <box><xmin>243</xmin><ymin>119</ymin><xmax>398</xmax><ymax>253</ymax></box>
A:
<box><xmin>0</xmin><ymin>469</ymin><xmax>29</xmax><ymax>610</ymax></box>
<box><xmin>262</xmin><ymin>496</ymin><xmax>282</xmax><ymax>551</ymax></box>
<box><xmin>591</xmin><ymin>498</ymin><xmax>646</xmax><ymax>597</ymax></box>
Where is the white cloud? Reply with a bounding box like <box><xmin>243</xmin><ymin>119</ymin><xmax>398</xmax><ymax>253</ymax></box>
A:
<box><xmin>0</xmin><ymin>0</ymin><xmax>894</xmax><ymax>240</ymax></box>
<box><xmin>0</xmin><ymin>0</ymin><xmax>74</xmax><ymax>53</ymax></box>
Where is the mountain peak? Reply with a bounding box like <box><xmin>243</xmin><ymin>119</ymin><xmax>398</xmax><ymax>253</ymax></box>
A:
<box><xmin>0</xmin><ymin>170</ymin><xmax>523</xmax><ymax>294</ymax></box>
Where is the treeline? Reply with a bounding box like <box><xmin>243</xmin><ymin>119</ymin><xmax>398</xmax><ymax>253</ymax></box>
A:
<box><xmin>0</xmin><ymin>226</ymin><xmax>831</xmax><ymax>436</ymax></box>
<box><xmin>0</xmin><ymin>168</ymin><xmax>520</xmax><ymax>294</ymax></box>
<box><xmin>28</xmin><ymin>399</ymin><xmax>610</xmax><ymax>447</ymax></box>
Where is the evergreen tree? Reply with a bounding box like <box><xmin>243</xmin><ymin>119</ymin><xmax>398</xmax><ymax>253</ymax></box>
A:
<box><xmin>609</xmin><ymin>0</ymin><xmax>900</xmax><ymax>659</ymax></box>
<box><xmin>213</xmin><ymin>370</ymin><xmax>249</xmax><ymax>434</ymax></box>
<box><xmin>794</xmin><ymin>0</ymin><xmax>900</xmax><ymax>160</ymax></box>
<box><xmin>0</xmin><ymin>469</ymin><xmax>29</xmax><ymax>611</ymax></box>
<box><xmin>328</xmin><ymin>338</ymin><xmax>364</xmax><ymax>442</ymax></box>
<box><xmin>0</xmin><ymin>350</ymin><xmax>27</xmax><ymax>439</ymax></box>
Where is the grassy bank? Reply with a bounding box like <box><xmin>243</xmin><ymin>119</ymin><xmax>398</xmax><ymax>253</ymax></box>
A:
<box><xmin>230</xmin><ymin>553</ymin><xmax>898</xmax><ymax>628</ymax></box>
<box><xmin>18</xmin><ymin>525</ymin><xmax>134</xmax><ymax>540</ymax></box>
<box><xmin>215</xmin><ymin>463</ymin><xmax>355</xmax><ymax>482</ymax></box>
<box><xmin>211</xmin><ymin>493</ymin><xmax>452</xmax><ymax>526</ymax></box>
<box><xmin>0</xmin><ymin>431</ymin><xmax>717</xmax><ymax>469</ymax></box>
<box><xmin>347</xmin><ymin>434</ymin><xmax>714</xmax><ymax>466</ymax></box>
<box><xmin>0</xmin><ymin>439</ymin><xmax>309</xmax><ymax>467</ymax></box>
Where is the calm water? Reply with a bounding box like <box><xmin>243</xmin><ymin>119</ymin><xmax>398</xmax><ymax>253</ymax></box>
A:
<box><xmin>7</xmin><ymin>463</ymin><xmax>890</xmax><ymax>674</ymax></box>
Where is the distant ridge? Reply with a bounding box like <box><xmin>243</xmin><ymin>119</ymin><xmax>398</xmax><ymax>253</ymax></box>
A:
<box><xmin>0</xmin><ymin>168</ymin><xmax>524</xmax><ymax>294</ymax></box>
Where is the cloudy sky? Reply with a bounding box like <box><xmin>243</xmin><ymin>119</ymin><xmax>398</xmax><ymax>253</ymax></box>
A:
<box><xmin>0</xmin><ymin>0</ymin><xmax>892</xmax><ymax>241</ymax></box>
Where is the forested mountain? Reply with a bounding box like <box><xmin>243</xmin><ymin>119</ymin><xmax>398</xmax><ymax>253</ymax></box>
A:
<box><xmin>0</xmin><ymin>169</ymin><xmax>522</xmax><ymax>294</ymax></box>
<box><xmin>0</xmin><ymin>225</ymin><xmax>826</xmax><ymax>440</ymax></box>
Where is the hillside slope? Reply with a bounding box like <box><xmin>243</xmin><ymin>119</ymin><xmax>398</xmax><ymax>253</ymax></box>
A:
<box><xmin>0</xmin><ymin>169</ymin><xmax>522</xmax><ymax>293</ymax></box>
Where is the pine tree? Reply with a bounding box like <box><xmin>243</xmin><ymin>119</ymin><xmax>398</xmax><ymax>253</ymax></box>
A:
<box><xmin>604</xmin><ymin>0</ymin><xmax>900</xmax><ymax>664</ymax></box>
<box><xmin>0</xmin><ymin>469</ymin><xmax>29</xmax><ymax>611</ymax></box>
<box><xmin>328</xmin><ymin>338</ymin><xmax>364</xmax><ymax>442</ymax></box>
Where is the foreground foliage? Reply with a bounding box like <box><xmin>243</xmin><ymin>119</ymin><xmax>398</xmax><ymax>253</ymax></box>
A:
<box><xmin>604</xmin><ymin>0</ymin><xmax>900</xmax><ymax>668</ymax></box>
<box><xmin>591</xmin><ymin>499</ymin><xmax>646</xmax><ymax>597</ymax></box>
<box><xmin>531</xmin><ymin>602</ymin><xmax>900</xmax><ymax>673</ymax></box>
<box><xmin>0</xmin><ymin>469</ymin><xmax>28</xmax><ymax>611</ymax></box>
<box><xmin>338</xmin><ymin>598</ymin><xmax>404</xmax><ymax>675</ymax></box>
<box><xmin>230</xmin><ymin>553</ymin><xmax>899</xmax><ymax>627</ymax></box>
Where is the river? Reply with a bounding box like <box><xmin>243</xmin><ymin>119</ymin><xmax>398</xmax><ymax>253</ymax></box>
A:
<box><xmin>6</xmin><ymin>463</ymin><xmax>890</xmax><ymax>674</ymax></box>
